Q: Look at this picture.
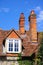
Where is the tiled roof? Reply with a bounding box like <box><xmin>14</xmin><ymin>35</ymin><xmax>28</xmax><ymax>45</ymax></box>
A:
<box><xmin>0</xmin><ymin>29</ymin><xmax>10</xmax><ymax>55</ymax></box>
<box><xmin>0</xmin><ymin>29</ymin><xmax>39</xmax><ymax>56</ymax></box>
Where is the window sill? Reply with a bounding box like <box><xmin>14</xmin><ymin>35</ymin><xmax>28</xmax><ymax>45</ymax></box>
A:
<box><xmin>6</xmin><ymin>51</ymin><xmax>21</xmax><ymax>54</ymax></box>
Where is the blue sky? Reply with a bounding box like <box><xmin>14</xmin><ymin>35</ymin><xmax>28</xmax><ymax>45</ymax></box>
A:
<box><xmin>0</xmin><ymin>0</ymin><xmax>43</xmax><ymax>32</ymax></box>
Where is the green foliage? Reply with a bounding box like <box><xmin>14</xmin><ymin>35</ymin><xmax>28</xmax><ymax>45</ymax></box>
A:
<box><xmin>37</xmin><ymin>32</ymin><xmax>43</xmax><ymax>65</ymax></box>
<box><xmin>18</xmin><ymin>60</ymin><xmax>33</xmax><ymax>65</ymax></box>
<box><xmin>18</xmin><ymin>53</ymin><xmax>22</xmax><ymax>60</ymax></box>
<box><xmin>18</xmin><ymin>53</ymin><xmax>21</xmax><ymax>57</ymax></box>
<box><xmin>18</xmin><ymin>60</ymin><xmax>22</xmax><ymax>65</ymax></box>
<box><xmin>38</xmin><ymin>35</ymin><xmax>43</xmax><ymax>59</ymax></box>
<box><xmin>22</xmin><ymin>60</ymin><xmax>33</xmax><ymax>65</ymax></box>
<box><xmin>18</xmin><ymin>53</ymin><xmax>33</xmax><ymax>65</ymax></box>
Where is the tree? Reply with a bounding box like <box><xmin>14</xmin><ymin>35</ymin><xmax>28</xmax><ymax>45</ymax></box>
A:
<box><xmin>37</xmin><ymin>32</ymin><xmax>43</xmax><ymax>65</ymax></box>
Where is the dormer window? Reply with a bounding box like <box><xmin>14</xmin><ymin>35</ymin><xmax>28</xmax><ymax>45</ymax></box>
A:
<box><xmin>6</xmin><ymin>38</ymin><xmax>21</xmax><ymax>53</ymax></box>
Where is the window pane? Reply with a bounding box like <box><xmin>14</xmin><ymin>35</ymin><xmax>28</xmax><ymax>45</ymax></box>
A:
<box><xmin>15</xmin><ymin>48</ymin><xmax>16</xmax><ymax>51</ymax></box>
<box><xmin>11</xmin><ymin>43</ymin><xmax>13</xmax><ymax>47</ymax></box>
<box><xmin>9</xmin><ymin>43</ymin><xmax>13</xmax><ymax>47</ymax></box>
<box><xmin>9</xmin><ymin>47</ymin><xmax>13</xmax><ymax>51</ymax></box>
<box><xmin>14</xmin><ymin>47</ymin><xmax>18</xmax><ymax>52</ymax></box>
<box><xmin>9</xmin><ymin>48</ymin><xmax>10</xmax><ymax>51</ymax></box>
<box><xmin>11</xmin><ymin>48</ymin><xmax>13</xmax><ymax>51</ymax></box>
<box><xmin>17</xmin><ymin>48</ymin><xmax>18</xmax><ymax>51</ymax></box>
<box><xmin>17</xmin><ymin>43</ymin><xmax>18</xmax><ymax>47</ymax></box>
<box><xmin>15</xmin><ymin>43</ymin><xmax>16</xmax><ymax>47</ymax></box>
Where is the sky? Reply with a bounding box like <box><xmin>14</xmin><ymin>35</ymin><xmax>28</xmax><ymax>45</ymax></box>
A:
<box><xmin>0</xmin><ymin>0</ymin><xmax>43</xmax><ymax>32</ymax></box>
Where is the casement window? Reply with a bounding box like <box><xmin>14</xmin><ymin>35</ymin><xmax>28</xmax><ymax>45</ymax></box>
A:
<box><xmin>14</xmin><ymin>40</ymin><xmax>19</xmax><ymax>52</ymax></box>
<box><xmin>9</xmin><ymin>40</ymin><xmax>13</xmax><ymax>52</ymax></box>
<box><xmin>6</xmin><ymin>39</ymin><xmax>21</xmax><ymax>53</ymax></box>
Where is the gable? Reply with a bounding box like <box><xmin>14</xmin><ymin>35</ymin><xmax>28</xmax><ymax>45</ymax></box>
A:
<box><xmin>7</xmin><ymin>31</ymin><xmax>20</xmax><ymax>39</ymax></box>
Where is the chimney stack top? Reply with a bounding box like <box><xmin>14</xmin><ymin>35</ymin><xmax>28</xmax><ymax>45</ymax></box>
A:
<box><xmin>20</xmin><ymin>13</ymin><xmax>25</xmax><ymax>19</ymax></box>
<box><xmin>30</xmin><ymin>10</ymin><xmax>35</xmax><ymax>15</ymax></box>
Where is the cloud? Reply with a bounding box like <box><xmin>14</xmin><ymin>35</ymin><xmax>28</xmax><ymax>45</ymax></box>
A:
<box><xmin>0</xmin><ymin>8</ymin><xmax>10</xmax><ymax>13</ymax></box>
<box><xmin>34</xmin><ymin>6</ymin><xmax>41</xmax><ymax>11</ymax></box>
<box><xmin>2</xmin><ymin>8</ymin><xmax>10</xmax><ymax>12</ymax></box>
<box><xmin>34</xmin><ymin>6</ymin><xmax>43</xmax><ymax>23</ymax></box>
<box><xmin>37</xmin><ymin>10</ymin><xmax>43</xmax><ymax>22</ymax></box>
<box><xmin>34</xmin><ymin>6</ymin><xmax>43</xmax><ymax>31</ymax></box>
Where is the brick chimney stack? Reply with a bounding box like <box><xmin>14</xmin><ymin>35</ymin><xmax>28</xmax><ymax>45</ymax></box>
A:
<box><xmin>29</xmin><ymin>10</ymin><xmax>37</xmax><ymax>42</ymax></box>
<box><xmin>19</xmin><ymin>13</ymin><xmax>25</xmax><ymax>34</ymax></box>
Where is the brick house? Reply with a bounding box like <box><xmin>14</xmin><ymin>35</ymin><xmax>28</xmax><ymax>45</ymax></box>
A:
<box><xmin>0</xmin><ymin>10</ymin><xmax>39</xmax><ymax>65</ymax></box>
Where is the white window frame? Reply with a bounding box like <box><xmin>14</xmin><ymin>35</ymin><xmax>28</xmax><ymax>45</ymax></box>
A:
<box><xmin>6</xmin><ymin>38</ymin><xmax>21</xmax><ymax>53</ymax></box>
